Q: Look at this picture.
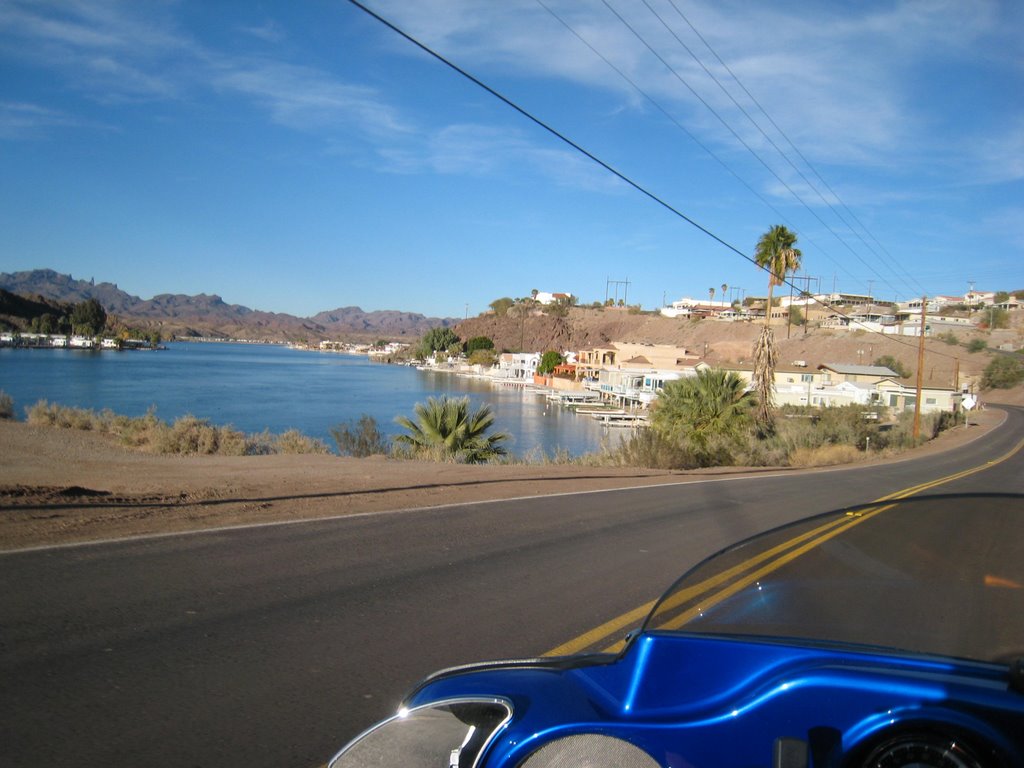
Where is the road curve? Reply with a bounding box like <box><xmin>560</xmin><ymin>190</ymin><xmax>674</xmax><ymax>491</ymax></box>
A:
<box><xmin>1</xmin><ymin>406</ymin><xmax>1021</xmax><ymax>768</ymax></box>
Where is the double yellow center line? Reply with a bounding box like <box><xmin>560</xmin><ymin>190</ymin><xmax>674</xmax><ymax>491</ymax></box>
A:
<box><xmin>543</xmin><ymin>437</ymin><xmax>1024</xmax><ymax>657</ymax></box>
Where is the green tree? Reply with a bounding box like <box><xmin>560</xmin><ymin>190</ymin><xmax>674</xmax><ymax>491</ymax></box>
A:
<box><xmin>70</xmin><ymin>298</ymin><xmax>107</xmax><ymax>335</ymax></box>
<box><xmin>537</xmin><ymin>350</ymin><xmax>564</xmax><ymax>375</ymax></box>
<box><xmin>464</xmin><ymin>335</ymin><xmax>495</xmax><ymax>355</ymax></box>
<box><xmin>873</xmin><ymin>355</ymin><xmax>910</xmax><ymax>378</ymax></box>
<box><xmin>967</xmin><ymin>338</ymin><xmax>988</xmax><ymax>353</ymax></box>
<box><xmin>31</xmin><ymin>313</ymin><xmax>59</xmax><ymax>334</ymax></box>
<box><xmin>467</xmin><ymin>348</ymin><xmax>497</xmax><ymax>367</ymax></box>
<box><xmin>981</xmin><ymin>356</ymin><xmax>1024</xmax><ymax>389</ymax></box>
<box><xmin>418</xmin><ymin>327</ymin><xmax>460</xmax><ymax>358</ymax></box>
<box><xmin>394</xmin><ymin>396</ymin><xmax>509</xmax><ymax>463</ymax></box>
<box><xmin>983</xmin><ymin>307</ymin><xmax>1009</xmax><ymax>330</ymax></box>
<box><xmin>651</xmin><ymin>368</ymin><xmax>751</xmax><ymax>462</ymax></box>
<box><xmin>0</xmin><ymin>390</ymin><xmax>13</xmax><ymax>420</ymax></box>
<box><xmin>489</xmin><ymin>297</ymin><xmax>514</xmax><ymax>317</ymax></box>
<box><xmin>788</xmin><ymin>305</ymin><xmax>805</xmax><ymax>326</ymax></box>
<box><xmin>993</xmin><ymin>291</ymin><xmax>1010</xmax><ymax>304</ymax></box>
<box><xmin>331</xmin><ymin>414</ymin><xmax>390</xmax><ymax>457</ymax></box>
<box><xmin>752</xmin><ymin>224</ymin><xmax>802</xmax><ymax>433</ymax></box>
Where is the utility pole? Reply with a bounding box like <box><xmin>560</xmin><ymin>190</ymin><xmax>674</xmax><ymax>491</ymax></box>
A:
<box><xmin>912</xmin><ymin>296</ymin><xmax>927</xmax><ymax>441</ymax></box>
<box><xmin>606</xmin><ymin>278</ymin><xmax>630</xmax><ymax>306</ymax></box>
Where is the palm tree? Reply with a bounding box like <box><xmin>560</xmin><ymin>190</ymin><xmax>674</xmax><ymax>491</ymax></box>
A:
<box><xmin>395</xmin><ymin>396</ymin><xmax>509</xmax><ymax>463</ymax></box>
<box><xmin>752</xmin><ymin>225</ymin><xmax>802</xmax><ymax>433</ymax></box>
<box><xmin>721</xmin><ymin>283</ymin><xmax>728</xmax><ymax>303</ymax></box>
<box><xmin>708</xmin><ymin>287</ymin><xmax>715</xmax><ymax>303</ymax></box>
<box><xmin>651</xmin><ymin>368</ymin><xmax>751</xmax><ymax>463</ymax></box>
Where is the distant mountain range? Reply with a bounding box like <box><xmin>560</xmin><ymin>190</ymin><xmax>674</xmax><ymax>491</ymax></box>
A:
<box><xmin>0</xmin><ymin>269</ymin><xmax>456</xmax><ymax>341</ymax></box>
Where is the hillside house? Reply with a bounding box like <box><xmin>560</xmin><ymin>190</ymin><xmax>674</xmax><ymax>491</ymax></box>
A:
<box><xmin>875</xmin><ymin>379</ymin><xmax>961</xmax><ymax>413</ymax></box>
<box><xmin>817</xmin><ymin>363</ymin><xmax>900</xmax><ymax>385</ymax></box>
<box><xmin>534</xmin><ymin>291</ymin><xmax>574</xmax><ymax>306</ymax></box>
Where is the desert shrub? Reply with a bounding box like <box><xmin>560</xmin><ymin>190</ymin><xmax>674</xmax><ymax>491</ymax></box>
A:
<box><xmin>781</xmin><ymin>404</ymin><xmax>883</xmax><ymax>449</ymax></box>
<box><xmin>467</xmin><ymin>348</ymin><xmax>497</xmax><ymax>367</ymax></box>
<box><xmin>938</xmin><ymin>331</ymin><xmax>960</xmax><ymax>345</ymax></box>
<box><xmin>981</xmin><ymin>355</ymin><xmax>1024</xmax><ymax>389</ymax></box>
<box><xmin>23</xmin><ymin>400</ymin><xmax>328</xmax><ymax>456</ymax></box>
<box><xmin>331</xmin><ymin>414</ymin><xmax>390</xmax><ymax>457</ymax></box>
<box><xmin>0</xmin><ymin>390</ymin><xmax>13</xmax><ymax>419</ymax></box>
<box><xmin>878</xmin><ymin>410</ymin><xmax>927</xmax><ymax>450</ymax></box>
<box><xmin>966</xmin><ymin>338</ymin><xmax>988</xmax><ymax>353</ymax></box>
<box><xmin>154</xmin><ymin>415</ymin><xmax>248</xmax><ymax>455</ymax></box>
<box><xmin>272</xmin><ymin>429</ymin><xmax>331</xmax><ymax>455</ymax></box>
<box><xmin>789</xmin><ymin>444</ymin><xmax>862</xmax><ymax>467</ymax></box>
<box><xmin>26</xmin><ymin>401</ymin><xmax>102</xmax><ymax>431</ymax></box>
<box><xmin>736</xmin><ymin>435</ymin><xmax>791</xmax><ymax>467</ymax></box>
<box><xmin>500</xmin><ymin>445</ymin><xmax>577</xmax><ymax>465</ymax></box>
<box><xmin>873</xmin><ymin>355</ymin><xmax>910</xmax><ymax>378</ymax></box>
<box><xmin>930</xmin><ymin>410</ymin><xmax>963</xmax><ymax>437</ymax></box>
<box><xmin>610</xmin><ymin>429</ymin><xmax>701</xmax><ymax>469</ymax></box>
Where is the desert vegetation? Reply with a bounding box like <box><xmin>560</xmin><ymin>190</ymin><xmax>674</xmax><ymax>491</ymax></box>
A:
<box><xmin>24</xmin><ymin>401</ymin><xmax>331</xmax><ymax>455</ymax></box>
<box><xmin>0</xmin><ymin>389</ymin><xmax>13</xmax><ymax>420</ymax></box>
<box><xmin>10</xmin><ymin>361</ymin><xmax>971</xmax><ymax>468</ymax></box>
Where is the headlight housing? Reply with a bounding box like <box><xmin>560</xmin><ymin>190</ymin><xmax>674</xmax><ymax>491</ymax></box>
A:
<box><xmin>328</xmin><ymin>698</ymin><xmax>512</xmax><ymax>768</ymax></box>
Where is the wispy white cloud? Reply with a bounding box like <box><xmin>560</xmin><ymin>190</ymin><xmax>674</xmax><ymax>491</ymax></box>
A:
<box><xmin>983</xmin><ymin>205</ymin><xmax>1024</xmax><ymax>249</ymax></box>
<box><xmin>377</xmin><ymin>122</ymin><xmax>620</xmax><ymax>191</ymax></box>
<box><xmin>368</xmin><ymin>0</ymin><xmax>1019</xmax><ymax>182</ymax></box>
<box><xmin>0</xmin><ymin>0</ymin><xmax>189</xmax><ymax>100</ymax></box>
<box><xmin>239</xmin><ymin>20</ymin><xmax>286</xmax><ymax>44</ymax></box>
<box><xmin>0</xmin><ymin>101</ymin><xmax>86</xmax><ymax>139</ymax></box>
<box><xmin>212</xmin><ymin>60</ymin><xmax>410</xmax><ymax>138</ymax></box>
<box><xmin>0</xmin><ymin>1</ymin><xmax>410</xmax><ymax>142</ymax></box>
<box><xmin>959</xmin><ymin>118</ymin><xmax>1024</xmax><ymax>186</ymax></box>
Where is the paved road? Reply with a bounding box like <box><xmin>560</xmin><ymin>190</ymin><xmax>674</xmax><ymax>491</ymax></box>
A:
<box><xmin>1</xmin><ymin>407</ymin><xmax>1021</xmax><ymax>767</ymax></box>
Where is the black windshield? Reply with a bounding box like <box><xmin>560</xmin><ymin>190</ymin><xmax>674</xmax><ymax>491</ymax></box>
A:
<box><xmin>643</xmin><ymin>493</ymin><xmax>1024</xmax><ymax>664</ymax></box>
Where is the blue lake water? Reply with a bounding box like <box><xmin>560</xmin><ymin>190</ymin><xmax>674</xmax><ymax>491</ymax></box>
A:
<box><xmin>0</xmin><ymin>342</ymin><xmax>613</xmax><ymax>457</ymax></box>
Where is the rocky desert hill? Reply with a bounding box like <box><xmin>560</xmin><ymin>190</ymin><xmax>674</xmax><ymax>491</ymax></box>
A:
<box><xmin>0</xmin><ymin>269</ymin><xmax>456</xmax><ymax>341</ymax></box>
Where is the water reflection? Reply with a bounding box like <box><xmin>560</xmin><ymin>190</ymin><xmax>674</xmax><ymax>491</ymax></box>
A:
<box><xmin>0</xmin><ymin>343</ymin><xmax>619</xmax><ymax>457</ymax></box>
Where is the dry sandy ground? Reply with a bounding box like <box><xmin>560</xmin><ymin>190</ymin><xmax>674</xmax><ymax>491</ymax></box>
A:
<box><xmin>0</xmin><ymin>406</ymin><xmax>1007</xmax><ymax>551</ymax></box>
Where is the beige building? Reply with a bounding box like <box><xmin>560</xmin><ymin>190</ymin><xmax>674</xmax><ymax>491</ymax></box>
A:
<box><xmin>576</xmin><ymin>343</ymin><xmax>698</xmax><ymax>380</ymax></box>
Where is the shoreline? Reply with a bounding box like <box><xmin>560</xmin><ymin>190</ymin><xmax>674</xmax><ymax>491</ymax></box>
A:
<box><xmin>0</xmin><ymin>407</ymin><xmax>1005</xmax><ymax>551</ymax></box>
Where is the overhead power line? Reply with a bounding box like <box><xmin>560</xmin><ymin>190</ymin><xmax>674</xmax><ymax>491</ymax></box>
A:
<box><xmin>345</xmin><ymin>0</ymin><xmax>962</xmax><ymax>362</ymax></box>
<box><xmin>533</xmin><ymin>0</ymin><xmax>864</xmax><ymax>293</ymax></box>
<box><xmin>601</xmin><ymin>0</ymin><xmax>911</xmax><ymax>302</ymax></box>
<box><xmin>661</xmin><ymin>0</ymin><xmax>926</xmax><ymax>298</ymax></box>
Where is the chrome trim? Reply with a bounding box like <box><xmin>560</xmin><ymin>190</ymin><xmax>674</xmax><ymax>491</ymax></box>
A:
<box><xmin>328</xmin><ymin>696</ymin><xmax>513</xmax><ymax>768</ymax></box>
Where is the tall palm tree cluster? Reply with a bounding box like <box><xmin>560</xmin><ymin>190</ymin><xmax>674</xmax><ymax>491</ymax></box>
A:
<box><xmin>648</xmin><ymin>224</ymin><xmax>803</xmax><ymax>461</ymax></box>
<box><xmin>394</xmin><ymin>395</ymin><xmax>509</xmax><ymax>463</ymax></box>
<box><xmin>651</xmin><ymin>368</ymin><xmax>751</xmax><ymax>464</ymax></box>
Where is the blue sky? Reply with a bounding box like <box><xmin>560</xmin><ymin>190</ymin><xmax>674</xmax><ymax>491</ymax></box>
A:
<box><xmin>1</xmin><ymin>0</ymin><xmax>1021</xmax><ymax>318</ymax></box>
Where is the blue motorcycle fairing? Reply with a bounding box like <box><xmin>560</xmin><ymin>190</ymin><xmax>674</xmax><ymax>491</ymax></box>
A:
<box><xmin>406</xmin><ymin>632</ymin><xmax>1024</xmax><ymax>768</ymax></box>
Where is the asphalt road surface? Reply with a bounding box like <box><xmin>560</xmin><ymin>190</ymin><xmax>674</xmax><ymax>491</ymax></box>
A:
<box><xmin>2</xmin><ymin>406</ymin><xmax>1021</xmax><ymax>768</ymax></box>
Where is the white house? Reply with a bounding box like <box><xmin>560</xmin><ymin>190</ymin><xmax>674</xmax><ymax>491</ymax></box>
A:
<box><xmin>534</xmin><ymin>291</ymin><xmax>574</xmax><ymax>306</ymax></box>
<box><xmin>497</xmin><ymin>352</ymin><xmax>541</xmax><ymax>380</ymax></box>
